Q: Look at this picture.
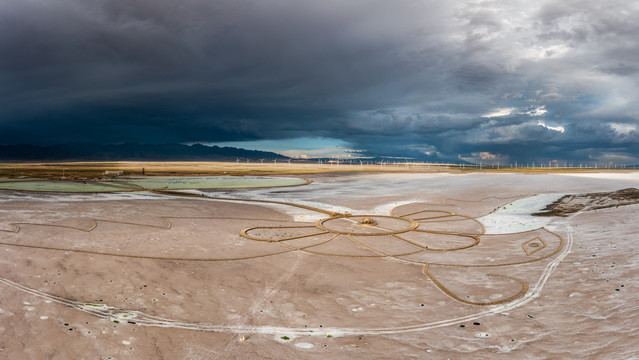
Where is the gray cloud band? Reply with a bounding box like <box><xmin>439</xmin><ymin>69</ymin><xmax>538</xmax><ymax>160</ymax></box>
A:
<box><xmin>0</xmin><ymin>0</ymin><xmax>637</xmax><ymax>162</ymax></box>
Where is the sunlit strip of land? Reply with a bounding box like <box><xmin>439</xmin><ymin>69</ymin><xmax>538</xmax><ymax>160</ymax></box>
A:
<box><xmin>0</xmin><ymin>161</ymin><xmax>637</xmax><ymax>180</ymax></box>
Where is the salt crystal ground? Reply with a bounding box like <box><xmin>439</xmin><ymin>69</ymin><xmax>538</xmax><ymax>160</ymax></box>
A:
<box><xmin>0</xmin><ymin>172</ymin><xmax>637</xmax><ymax>359</ymax></box>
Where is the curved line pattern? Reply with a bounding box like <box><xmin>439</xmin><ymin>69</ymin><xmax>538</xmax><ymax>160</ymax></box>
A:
<box><xmin>277</xmin><ymin>233</ymin><xmax>341</xmax><ymax>251</ymax></box>
<box><xmin>393</xmin><ymin>233</ymin><xmax>480</xmax><ymax>252</ymax></box>
<box><xmin>422</xmin><ymin>264</ymin><xmax>530</xmax><ymax>306</ymax></box>
<box><xmin>240</xmin><ymin>225</ymin><xmax>327</xmax><ymax>242</ymax></box>
<box><xmin>348</xmin><ymin>234</ymin><xmax>426</xmax><ymax>257</ymax></box>
<box><xmin>395</xmin><ymin>209</ymin><xmax>454</xmax><ymax>218</ymax></box>
<box><xmin>314</xmin><ymin>215</ymin><xmax>419</xmax><ymax>236</ymax></box>
<box><xmin>395</xmin><ymin>228</ymin><xmax>564</xmax><ymax>268</ymax></box>
<box><xmin>0</xmin><ymin>239</ymin><xmax>295</xmax><ymax>262</ymax></box>
<box><xmin>523</xmin><ymin>237</ymin><xmax>547</xmax><ymax>255</ymax></box>
<box><xmin>0</xmin><ymin>186</ymin><xmax>565</xmax><ymax>311</ymax></box>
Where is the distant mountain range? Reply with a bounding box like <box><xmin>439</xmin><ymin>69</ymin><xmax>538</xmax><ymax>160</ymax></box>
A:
<box><xmin>0</xmin><ymin>143</ymin><xmax>288</xmax><ymax>161</ymax></box>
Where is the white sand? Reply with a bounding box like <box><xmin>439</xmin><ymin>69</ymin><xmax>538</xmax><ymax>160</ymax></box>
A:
<box><xmin>560</xmin><ymin>172</ymin><xmax>639</xmax><ymax>181</ymax></box>
<box><xmin>478</xmin><ymin>193</ymin><xmax>565</xmax><ymax>234</ymax></box>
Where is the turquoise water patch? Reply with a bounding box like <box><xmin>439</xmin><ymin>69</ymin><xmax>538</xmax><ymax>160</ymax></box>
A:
<box><xmin>0</xmin><ymin>180</ymin><xmax>125</xmax><ymax>192</ymax></box>
<box><xmin>0</xmin><ymin>176</ymin><xmax>308</xmax><ymax>192</ymax></box>
<box><xmin>0</xmin><ymin>177</ymin><xmax>43</xmax><ymax>183</ymax></box>
<box><xmin>118</xmin><ymin>176</ymin><xmax>308</xmax><ymax>190</ymax></box>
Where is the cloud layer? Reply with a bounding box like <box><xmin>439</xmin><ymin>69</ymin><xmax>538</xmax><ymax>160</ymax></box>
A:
<box><xmin>1</xmin><ymin>0</ymin><xmax>638</xmax><ymax>163</ymax></box>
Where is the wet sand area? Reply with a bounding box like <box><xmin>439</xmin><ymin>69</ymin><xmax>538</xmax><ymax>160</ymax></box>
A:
<box><xmin>0</xmin><ymin>172</ymin><xmax>637</xmax><ymax>359</ymax></box>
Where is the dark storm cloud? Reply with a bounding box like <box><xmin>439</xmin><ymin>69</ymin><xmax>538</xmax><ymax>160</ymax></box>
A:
<box><xmin>1</xmin><ymin>0</ymin><xmax>638</xmax><ymax>163</ymax></box>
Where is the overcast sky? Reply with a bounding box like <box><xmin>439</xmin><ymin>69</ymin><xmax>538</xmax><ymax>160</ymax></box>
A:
<box><xmin>1</xmin><ymin>0</ymin><xmax>638</xmax><ymax>163</ymax></box>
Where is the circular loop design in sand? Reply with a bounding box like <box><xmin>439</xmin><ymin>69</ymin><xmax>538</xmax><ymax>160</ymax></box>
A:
<box><xmin>315</xmin><ymin>215</ymin><xmax>419</xmax><ymax>236</ymax></box>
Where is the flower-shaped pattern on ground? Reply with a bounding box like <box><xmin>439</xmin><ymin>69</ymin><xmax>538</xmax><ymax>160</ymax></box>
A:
<box><xmin>241</xmin><ymin>203</ymin><xmax>563</xmax><ymax>306</ymax></box>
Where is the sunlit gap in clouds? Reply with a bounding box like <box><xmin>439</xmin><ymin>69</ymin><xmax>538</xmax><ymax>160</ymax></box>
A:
<box><xmin>190</xmin><ymin>137</ymin><xmax>361</xmax><ymax>158</ymax></box>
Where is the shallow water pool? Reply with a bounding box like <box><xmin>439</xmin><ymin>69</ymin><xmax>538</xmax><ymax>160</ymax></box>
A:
<box><xmin>0</xmin><ymin>176</ymin><xmax>309</xmax><ymax>193</ymax></box>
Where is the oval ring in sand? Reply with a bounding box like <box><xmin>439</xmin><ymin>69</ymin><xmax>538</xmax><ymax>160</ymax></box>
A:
<box><xmin>315</xmin><ymin>215</ymin><xmax>419</xmax><ymax>236</ymax></box>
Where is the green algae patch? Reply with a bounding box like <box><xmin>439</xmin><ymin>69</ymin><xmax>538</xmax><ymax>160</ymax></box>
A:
<box><xmin>119</xmin><ymin>176</ymin><xmax>308</xmax><ymax>190</ymax></box>
<box><xmin>0</xmin><ymin>180</ymin><xmax>124</xmax><ymax>192</ymax></box>
<box><xmin>0</xmin><ymin>175</ymin><xmax>308</xmax><ymax>192</ymax></box>
<box><xmin>0</xmin><ymin>177</ymin><xmax>42</xmax><ymax>182</ymax></box>
<box><xmin>84</xmin><ymin>303</ymin><xmax>107</xmax><ymax>308</ymax></box>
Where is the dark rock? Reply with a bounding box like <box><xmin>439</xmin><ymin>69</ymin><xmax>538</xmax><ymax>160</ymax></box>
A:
<box><xmin>533</xmin><ymin>188</ymin><xmax>639</xmax><ymax>217</ymax></box>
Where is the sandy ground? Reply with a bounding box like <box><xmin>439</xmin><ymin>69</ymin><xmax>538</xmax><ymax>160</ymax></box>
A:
<box><xmin>0</xmin><ymin>172</ymin><xmax>638</xmax><ymax>359</ymax></box>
